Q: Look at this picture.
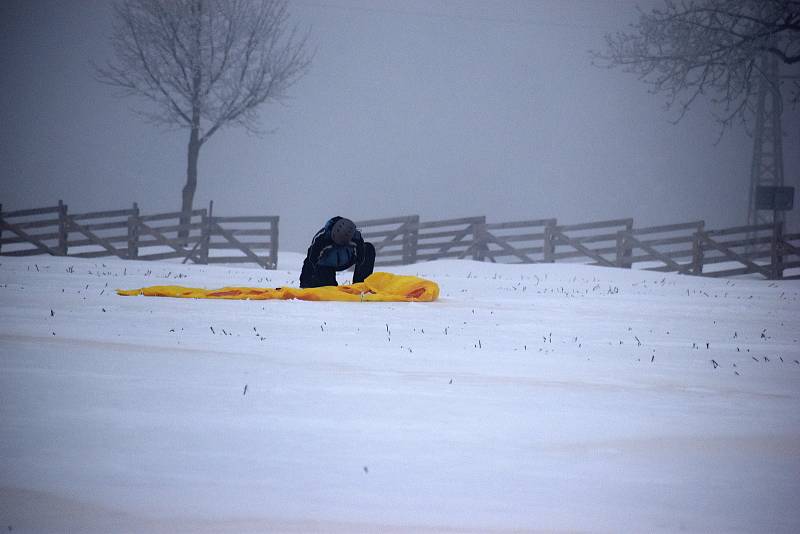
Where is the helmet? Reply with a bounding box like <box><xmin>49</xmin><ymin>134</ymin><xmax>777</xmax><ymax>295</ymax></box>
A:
<box><xmin>331</xmin><ymin>218</ymin><xmax>356</xmax><ymax>245</ymax></box>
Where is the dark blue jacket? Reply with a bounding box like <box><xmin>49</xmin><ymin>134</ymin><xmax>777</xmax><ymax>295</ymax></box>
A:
<box><xmin>304</xmin><ymin>216</ymin><xmax>366</xmax><ymax>271</ymax></box>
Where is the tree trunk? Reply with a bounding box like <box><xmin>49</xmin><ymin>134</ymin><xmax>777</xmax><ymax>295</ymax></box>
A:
<box><xmin>179</xmin><ymin>127</ymin><xmax>201</xmax><ymax>242</ymax></box>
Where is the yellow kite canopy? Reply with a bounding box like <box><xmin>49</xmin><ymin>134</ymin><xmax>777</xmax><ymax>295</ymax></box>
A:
<box><xmin>117</xmin><ymin>272</ymin><xmax>439</xmax><ymax>302</ymax></box>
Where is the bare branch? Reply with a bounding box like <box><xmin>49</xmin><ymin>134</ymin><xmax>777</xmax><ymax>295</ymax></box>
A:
<box><xmin>95</xmin><ymin>0</ymin><xmax>312</xmax><ymax>229</ymax></box>
<box><xmin>592</xmin><ymin>0</ymin><xmax>800</xmax><ymax>133</ymax></box>
<box><xmin>96</xmin><ymin>0</ymin><xmax>312</xmax><ymax>142</ymax></box>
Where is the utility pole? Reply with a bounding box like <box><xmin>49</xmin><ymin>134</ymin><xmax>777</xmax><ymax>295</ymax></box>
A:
<box><xmin>747</xmin><ymin>54</ymin><xmax>785</xmax><ymax>228</ymax></box>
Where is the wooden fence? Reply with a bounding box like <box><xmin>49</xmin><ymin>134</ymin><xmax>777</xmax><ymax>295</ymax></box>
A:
<box><xmin>355</xmin><ymin>216</ymin><xmax>800</xmax><ymax>280</ymax></box>
<box><xmin>0</xmin><ymin>201</ymin><xmax>278</xmax><ymax>269</ymax></box>
<box><xmin>617</xmin><ymin>221</ymin><xmax>704</xmax><ymax>273</ymax></box>
<box><xmin>356</xmin><ymin>215</ymin><xmax>419</xmax><ymax>267</ymax></box>
<box><xmin>3</xmin><ymin>202</ymin><xmax>798</xmax><ymax>279</ymax></box>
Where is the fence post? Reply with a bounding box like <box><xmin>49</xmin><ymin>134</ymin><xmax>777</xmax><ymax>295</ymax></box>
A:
<box><xmin>623</xmin><ymin>219</ymin><xmax>633</xmax><ymax>267</ymax></box>
<box><xmin>615</xmin><ymin>220</ymin><xmax>634</xmax><ymax>268</ymax></box>
<box><xmin>200</xmin><ymin>201</ymin><xmax>213</xmax><ymax>265</ymax></box>
<box><xmin>57</xmin><ymin>200</ymin><xmax>68</xmax><ymax>256</ymax></box>
<box><xmin>127</xmin><ymin>202</ymin><xmax>139</xmax><ymax>260</ymax></box>
<box><xmin>692</xmin><ymin>230</ymin><xmax>705</xmax><ymax>275</ymax></box>
<box><xmin>271</xmin><ymin>215</ymin><xmax>279</xmax><ymax>269</ymax></box>
<box><xmin>472</xmin><ymin>216</ymin><xmax>487</xmax><ymax>261</ymax></box>
<box><xmin>771</xmin><ymin>219</ymin><xmax>784</xmax><ymax>280</ymax></box>
<box><xmin>403</xmin><ymin>215</ymin><xmax>419</xmax><ymax>264</ymax></box>
<box><xmin>543</xmin><ymin>219</ymin><xmax>556</xmax><ymax>263</ymax></box>
<box><xmin>616</xmin><ymin>231</ymin><xmax>627</xmax><ymax>268</ymax></box>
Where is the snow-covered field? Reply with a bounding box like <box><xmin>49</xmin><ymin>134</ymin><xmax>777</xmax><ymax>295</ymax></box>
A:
<box><xmin>1</xmin><ymin>253</ymin><xmax>799</xmax><ymax>533</ymax></box>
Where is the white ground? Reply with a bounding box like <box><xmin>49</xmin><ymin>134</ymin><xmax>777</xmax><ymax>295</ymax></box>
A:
<box><xmin>1</xmin><ymin>253</ymin><xmax>799</xmax><ymax>533</ymax></box>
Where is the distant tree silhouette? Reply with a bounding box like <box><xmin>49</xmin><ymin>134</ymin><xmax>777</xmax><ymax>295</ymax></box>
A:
<box><xmin>593</xmin><ymin>0</ymin><xmax>799</xmax><ymax>131</ymax></box>
<box><xmin>96</xmin><ymin>0</ymin><xmax>311</xmax><ymax>238</ymax></box>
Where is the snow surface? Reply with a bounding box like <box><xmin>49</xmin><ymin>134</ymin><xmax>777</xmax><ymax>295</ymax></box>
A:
<box><xmin>1</xmin><ymin>254</ymin><xmax>799</xmax><ymax>533</ymax></box>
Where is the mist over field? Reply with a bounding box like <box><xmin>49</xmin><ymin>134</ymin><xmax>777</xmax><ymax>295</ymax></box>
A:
<box><xmin>2</xmin><ymin>0</ymin><xmax>798</xmax><ymax>253</ymax></box>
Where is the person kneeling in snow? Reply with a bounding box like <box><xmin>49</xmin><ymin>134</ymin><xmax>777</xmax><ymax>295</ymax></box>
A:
<box><xmin>300</xmin><ymin>217</ymin><xmax>376</xmax><ymax>288</ymax></box>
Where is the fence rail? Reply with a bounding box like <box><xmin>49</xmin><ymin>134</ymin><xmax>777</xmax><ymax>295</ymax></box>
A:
<box><xmin>3</xmin><ymin>202</ymin><xmax>798</xmax><ymax>279</ymax></box>
<box><xmin>0</xmin><ymin>201</ymin><xmax>278</xmax><ymax>269</ymax></box>
<box><xmin>354</xmin><ymin>215</ymin><xmax>799</xmax><ymax>280</ymax></box>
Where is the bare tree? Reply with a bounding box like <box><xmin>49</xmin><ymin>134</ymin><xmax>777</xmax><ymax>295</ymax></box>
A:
<box><xmin>592</xmin><ymin>0</ymin><xmax>800</xmax><ymax>131</ymax></box>
<box><xmin>96</xmin><ymin>0</ymin><xmax>312</xmax><ymax>236</ymax></box>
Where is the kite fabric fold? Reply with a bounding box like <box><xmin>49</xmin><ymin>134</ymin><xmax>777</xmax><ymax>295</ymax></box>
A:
<box><xmin>116</xmin><ymin>272</ymin><xmax>439</xmax><ymax>302</ymax></box>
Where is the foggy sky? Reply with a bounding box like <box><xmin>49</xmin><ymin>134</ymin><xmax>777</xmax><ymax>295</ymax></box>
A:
<box><xmin>1</xmin><ymin>0</ymin><xmax>798</xmax><ymax>253</ymax></box>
